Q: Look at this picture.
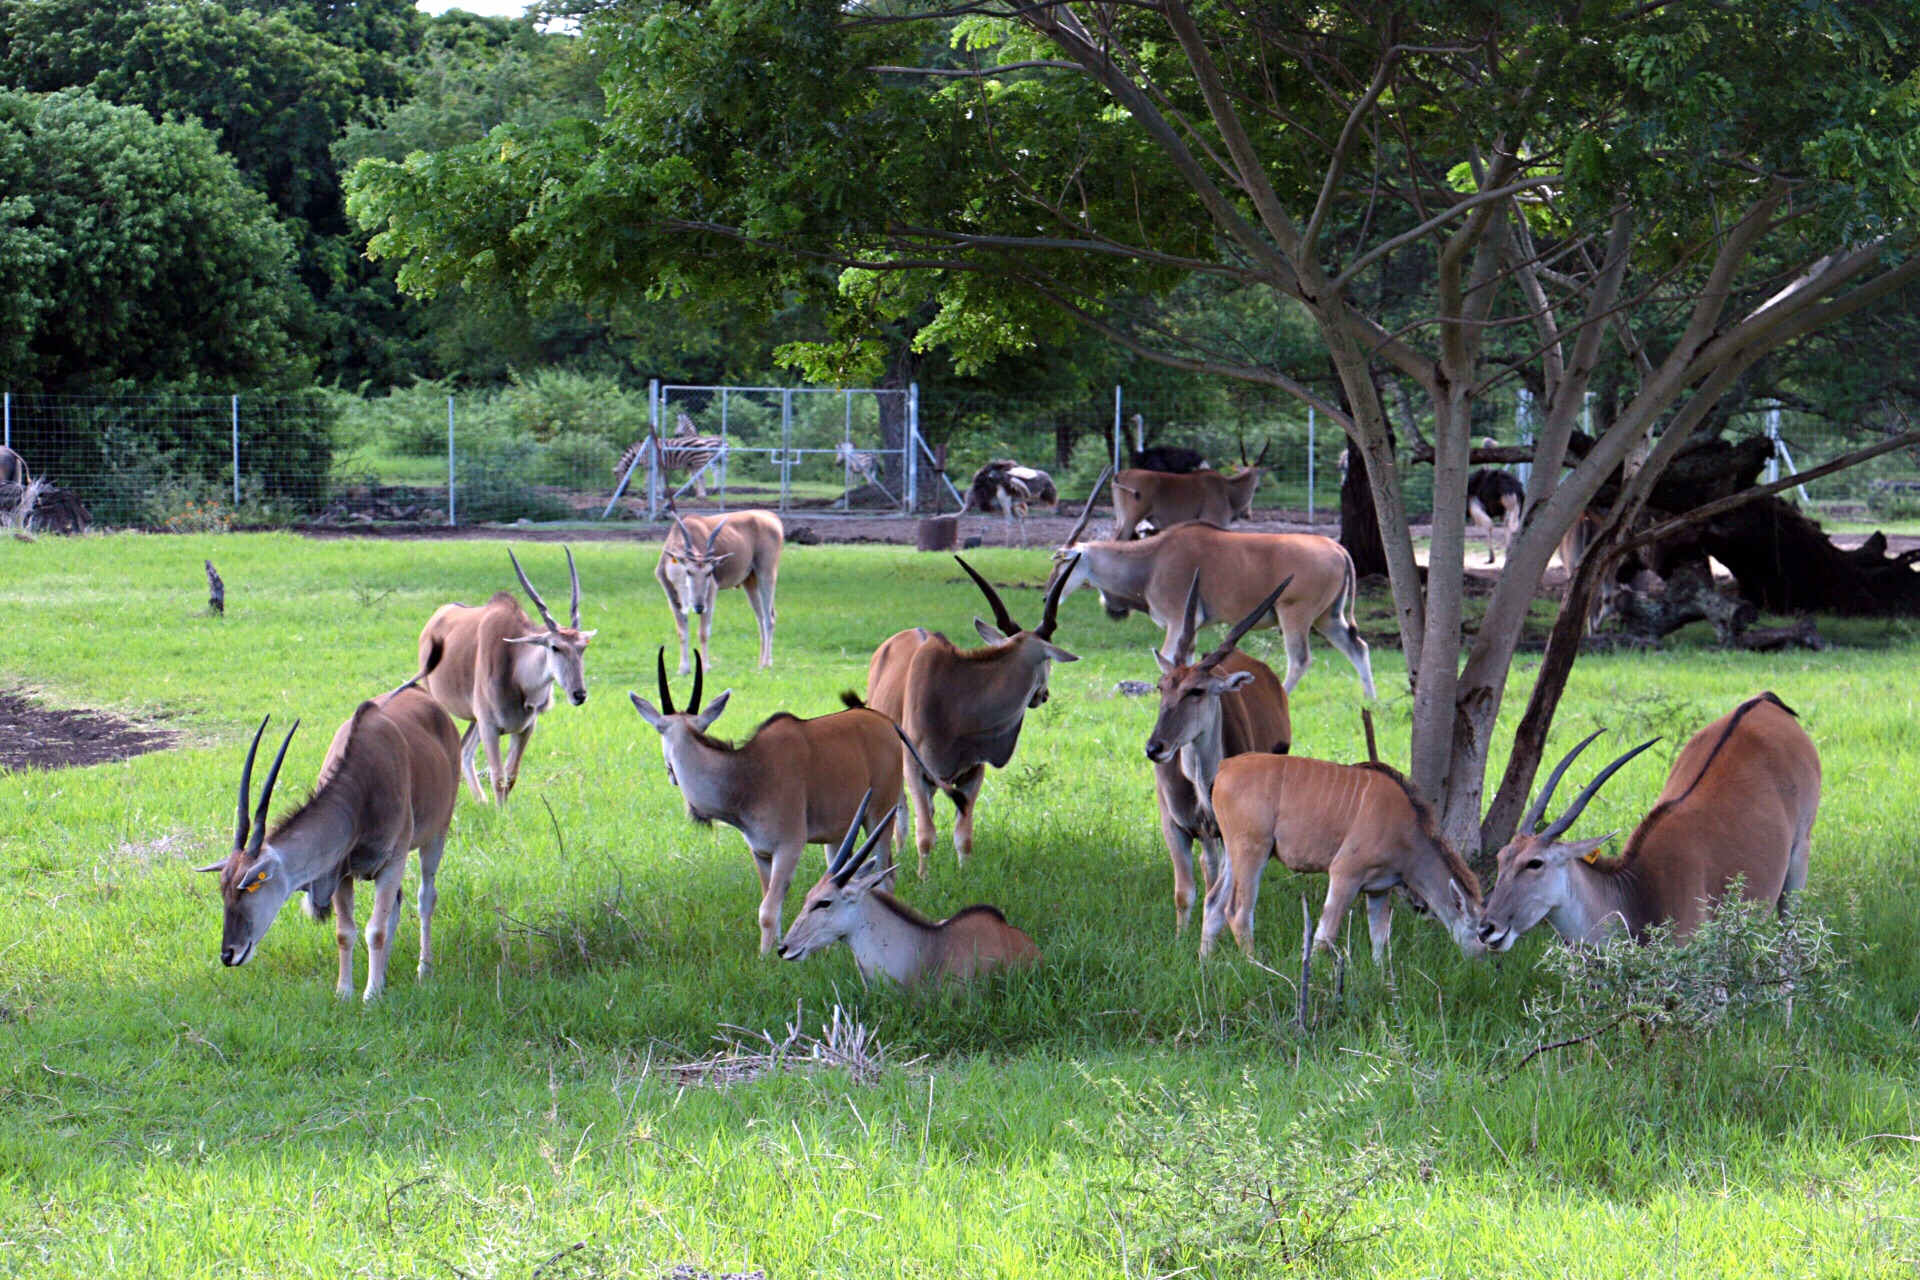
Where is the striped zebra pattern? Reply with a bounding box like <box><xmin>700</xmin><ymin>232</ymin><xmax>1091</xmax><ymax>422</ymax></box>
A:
<box><xmin>616</xmin><ymin>412</ymin><xmax>727</xmax><ymax>498</ymax></box>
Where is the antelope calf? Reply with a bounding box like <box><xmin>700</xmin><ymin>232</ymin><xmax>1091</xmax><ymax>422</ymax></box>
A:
<box><xmin>198</xmin><ymin>687</ymin><xmax>461</xmax><ymax>1000</ymax></box>
<box><xmin>1478</xmin><ymin>693</ymin><xmax>1820</xmax><ymax>951</ymax></box>
<box><xmin>1144</xmin><ymin>575</ymin><xmax>1293</xmax><ymax>931</ymax></box>
<box><xmin>413</xmin><ymin>547</ymin><xmax>594</xmax><ymax>805</ymax></box>
<box><xmin>1207</xmin><ymin>753</ymin><xmax>1485</xmax><ymax>969</ymax></box>
<box><xmin>1053</xmin><ymin>482</ymin><xmax>1375</xmax><ymax>698</ymax></box>
<box><xmin>865</xmin><ymin>556</ymin><xmax>1078</xmax><ymax>876</ymax></box>
<box><xmin>656</xmin><ymin>508</ymin><xmax>783</xmax><ymax>674</ymax></box>
<box><xmin>777</xmin><ymin>791</ymin><xmax>1042</xmax><ymax>987</ymax></box>
<box><xmin>630</xmin><ymin>651</ymin><xmax>902</xmax><ymax>954</ymax></box>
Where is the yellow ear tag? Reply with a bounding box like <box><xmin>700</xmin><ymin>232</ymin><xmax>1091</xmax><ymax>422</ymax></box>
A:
<box><xmin>1581</xmin><ymin>850</ymin><xmax>1602</xmax><ymax>865</ymax></box>
<box><xmin>246</xmin><ymin>882</ymin><xmax>260</xmax><ymax>892</ymax></box>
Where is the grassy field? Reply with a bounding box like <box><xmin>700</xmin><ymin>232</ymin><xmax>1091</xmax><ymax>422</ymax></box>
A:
<box><xmin>1</xmin><ymin>533</ymin><xmax>1918</xmax><ymax>1278</ymax></box>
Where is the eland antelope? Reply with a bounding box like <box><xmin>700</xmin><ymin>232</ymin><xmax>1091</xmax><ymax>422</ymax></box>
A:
<box><xmin>1478</xmin><ymin>693</ymin><xmax>1820</xmax><ymax>951</ymax></box>
<box><xmin>1109</xmin><ymin>452</ymin><xmax>1263</xmax><ymax>539</ymax></box>
<box><xmin>1145</xmin><ymin>575</ymin><xmax>1294</xmax><ymax>931</ymax></box>
<box><xmin>412</xmin><ymin>547</ymin><xmax>595</xmax><ymax>805</ymax></box>
<box><xmin>864</xmin><ymin>555</ymin><xmax>1078</xmax><ymax>877</ymax></box>
<box><xmin>630</xmin><ymin>651</ymin><xmax>903</xmax><ymax>954</ymax></box>
<box><xmin>656</xmin><ymin>508</ymin><xmax>783</xmax><ymax>674</ymax></box>
<box><xmin>1208</xmin><ymin>752</ymin><xmax>1485</xmax><ymax>968</ymax></box>
<box><xmin>777</xmin><ymin>791</ymin><xmax>1042</xmax><ymax>987</ymax></box>
<box><xmin>197</xmin><ymin>688</ymin><xmax>461</xmax><ymax>1000</ymax></box>
<box><xmin>1053</xmin><ymin>478</ymin><xmax>1374</xmax><ymax>697</ymax></box>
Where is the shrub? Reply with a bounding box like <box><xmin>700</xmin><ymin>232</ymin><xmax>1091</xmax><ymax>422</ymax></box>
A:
<box><xmin>1866</xmin><ymin>482</ymin><xmax>1920</xmax><ymax>521</ymax></box>
<box><xmin>454</xmin><ymin>434</ymin><xmax>571</xmax><ymax>523</ymax></box>
<box><xmin>497</xmin><ymin>369</ymin><xmax>647</xmax><ymax>446</ymax></box>
<box><xmin>539</xmin><ymin>431</ymin><xmax>616</xmax><ymax>486</ymax></box>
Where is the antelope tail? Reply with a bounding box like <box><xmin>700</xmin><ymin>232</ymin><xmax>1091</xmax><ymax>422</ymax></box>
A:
<box><xmin>840</xmin><ymin>690</ymin><xmax>867</xmax><ymax>709</ymax></box>
<box><xmin>384</xmin><ymin>636</ymin><xmax>445</xmax><ymax>703</ymax></box>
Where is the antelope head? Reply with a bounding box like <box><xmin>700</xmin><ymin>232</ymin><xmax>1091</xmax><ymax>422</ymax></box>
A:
<box><xmin>196</xmin><ymin>717</ymin><xmax>299</xmax><ymax>968</ymax></box>
<box><xmin>1478</xmin><ymin>731</ymin><xmax>1659</xmax><ymax>952</ymax></box>
<box><xmin>777</xmin><ymin>790</ymin><xmax>900</xmax><ymax>962</ymax></box>
<box><xmin>663</xmin><ymin>512</ymin><xmax>734</xmax><ymax>617</ymax></box>
<box><xmin>1145</xmin><ymin>573</ymin><xmax>1291</xmax><ymax>763</ymax></box>
<box><xmin>505</xmin><ymin>546</ymin><xmax>596</xmax><ymax>706</ymax></box>
<box><xmin>628</xmin><ymin>648</ymin><xmax>732</xmax><ymax>789</ymax></box>
<box><xmin>954</xmin><ymin>553</ymin><xmax>1079</xmax><ymax>707</ymax></box>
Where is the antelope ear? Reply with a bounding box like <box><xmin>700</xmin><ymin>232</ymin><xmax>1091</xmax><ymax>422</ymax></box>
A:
<box><xmin>1554</xmin><ymin>832</ymin><xmax>1618</xmax><ymax>865</ymax></box>
<box><xmin>974</xmin><ymin>618</ymin><xmax>1009</xmax><ymax>645</ymax></box>
<box><xmin>578</xmin><ymin>629</ymin><xmax>598</xmax><ymax>640</ymax></box>
<box><xmin>1037</xmin><ymin>640</ymin><xmax>1079</xmax><ymax>663</ymax></box>
<box><xmin>1212</xmin><ymin>670</ymin><xmax>1256</xmax><ymax>693</ymax></box>
<box><xmin>628</xmin><ymin>692</ymin><xmax>667</xmax><ymax>730</ymax></box>
<box><xmin>502</xmin><ymin>634</ymin><xmax>549</xmax><ymax>647</ymax></box>
<box><xmin>1152</xmin><ymin>647</ymin><xmax>1175</xmax><ymax>674</ymax></box>
<box><xmin>1450</xmin><ymin>880</ymin><xmax>1472</xmax><ymax>918</ymax></box>
<box><xmin>193</xmin><ymin>858</ymin><xmax>228</xmax><ymax>874</ymax></box>
<box><xmin>693</xmin><ymin>690</ymin><xmax>732</xmax><ymax>732</ymax></box>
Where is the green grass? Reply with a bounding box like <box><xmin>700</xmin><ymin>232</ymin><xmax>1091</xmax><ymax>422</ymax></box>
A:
<box><xmin>2</xmin><ymin>534</ymin><xmax>1918</xmax><ymax>1278</ymax></box>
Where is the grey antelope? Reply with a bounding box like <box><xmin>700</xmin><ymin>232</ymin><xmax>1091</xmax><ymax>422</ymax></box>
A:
<box><xmin>1207</xmin><ymin>751</ymin><xmax>1486</xmax><ymax>968</ymax></box>
<box><xmin>865</xmin><ymin>555</ymin><xmax>1079</xmax><ymax>877</ymax></box>
<box><xmin>630</xmin><ymin>650</ymin><xmax>903</xmax><ymax>955</ymax></box>
<box><xmin>1109</xmin><ymin>449</ymin><xmax>1264</xmax><ymax>539</ymax></box>
<box><xmin>655</xmin><ymin>508</ymin><xmax>784</xmax><ymax>674</ymax></box>
<box><xmin>412</xmin><ymin>547</ymin><xmax>595</xmax><ymax>805</ymax></box>
<box><xmin>1478</xmin><ymin>693</ymin><xmax>1820</xmax><ymax>951</ymax></box>
<box><xmin>1053</xmin><ymin>478</ymin><xmax>1375</xmax><ymax>697</ymax></box>
<box><xmin>1144</xmin><ymin>575</ymin><xmax>1294</xmax><ymax>932</ymax></box>
<box><xmin>777</xmin><ymin>791</ymin><xmax>1042</xmax><ymax>988</ymax></box>
<box><xmin>197</xmin><ymin>688</ymin><xmax>461</xmax><ymax>1000</ymax></box>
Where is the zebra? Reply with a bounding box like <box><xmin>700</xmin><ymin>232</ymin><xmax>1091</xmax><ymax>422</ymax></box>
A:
<box><xmin>616</xmin><ymin>412</ymin><xmax>726</xmax><ymax>499</ymax></box>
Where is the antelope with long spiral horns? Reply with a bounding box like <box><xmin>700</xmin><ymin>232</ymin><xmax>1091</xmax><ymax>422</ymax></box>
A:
<box><xmin>1144</xmin><ymin>573</ymin><xmax>1294</xmax><ymax>932</ymax></box>
<box><xmin>411</xmin><ymin>547</ymin><xmax>595</xmax><ymax>805</ymax></box>
<box><xmin>656</xmin><ymin>507</ymin><xmax>784</xmax><ymax>674</ymax></box>
<box><xmin>1478</xmin><ymin>692</ymin><xmax>1819</xmax><ymax>951</ymax></box>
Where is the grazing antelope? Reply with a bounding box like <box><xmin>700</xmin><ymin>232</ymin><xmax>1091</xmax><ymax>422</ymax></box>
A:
<box><xmin>865</xmin><ymin>556</ymin><xmax>1079</xmax><ymax>876</ymax></box>
<box><xmin>961</xmin><ymin>459</ymin><xmax>1058</xmax><ymax>546</ymax></box>
<box><xmin>1110</xmin><ymin>447</ymin><xmax>1264</xmax><ymax>539</ymax></box>
<box><xmin>1145</xmin><ymin>575</ymin><xmax>1294</xmax><ymax>931</ymax></box>
<box><xmin>0</xmin><ymin>445</ymin><xmax>26</xmax><ymax>486</ymax></box>
<box><xmin>630</xmin><ymin>651</ymin><xmax>903</xmax><ymax>954</ymax></box>
<box><xmin>1053</xmin><ymin>477</ymin><xmax>1375</xmax><ymax>698</ymax></box>
<box><xmin>777</xmin><ymin>791</ymin><xmax>1042</xmax><ymax>987</ymax></box>
<box><xmin>1477</xmin><ymin>693</ymin><xmax>1820</xmax><ymax>951</ymax></box>
<box><xmin>412</xmin><ymin>547</ymin><xmax>595</xmax><ymax>805</ymax></box>
<box><xmin>1207</xmin><ymin>751</ymin><xmax>1486</xmax><ymax>967</ymax></box>
<box><xmin>1466</xmin><ymin>466</ymin><xmax>1525</xmax><ymax>564</ymax></box>
<box><xmin>656</xmin><ymin>508</ymin><xmax>783</xmax><ymax>674</ymax></box>
<box><xmin>197</xmin><ymin>687</ymin><xmax>461</xmax><ymax>1000</ymax></box>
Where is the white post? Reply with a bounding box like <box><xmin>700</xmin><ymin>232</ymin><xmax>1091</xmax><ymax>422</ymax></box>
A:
<box><xmin>1112</xmin><ymin>385</ymin><xmax>1123</xmax><ymax>474</ymax></box>
<box><xmin>1766</xmin><ymin>401</ymin><xmax>1782</xmax><ymax>485</ymax></box>
<box><xmin>780</xmin><ymin>388</ymin><xmax>793</xmax><ymax>511</ymax></box>
<box><xmin>648</xmin><ymin>378</ymin><xmax>660</xmax><ymax>521</ymax></box>
<box><xmin>1306</xmin><ymin>406</ymin><xmax>1315</xmax><ymax>524</ymax></box>
<box><xmin>842</xmin><ymin>387</ymin><xmax>853</xmax><ymax>508</ymax></box>
<box><xmin>446</xmin><ymin>396</ymin><xmax>456</xmax><ymax>526</ymax></box>
<box><xmin>906</xmin><ymin>383</ymin><xmax>920</xmax><ymax>514</ymax></box>
<box><xmin>1516</xmin><ymin>389</ymin><xmax>1534</xmax><ymax>488</ymax></box>
<box><xmin>231</xmin><ymin>395</ymin><xmax>241</xmax><ymax>507</ymax></box>
<box><xmin>3</xmin><ymin>391</ymin><xmax>10</xmax><ymax>449</ymax></box>
<box><xmin>719</xmin><ymin>387</ymin><xmax>730</xmax><ymax>509</ymax></box>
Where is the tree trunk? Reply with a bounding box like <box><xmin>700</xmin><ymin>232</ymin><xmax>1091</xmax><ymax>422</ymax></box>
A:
<box><xmin>1055</xmin><ymin>414</ymin><xmax>1076</xmax><ymax>470</ymax></box>
<box><xmin>1340</xmin><ymin>443</ymin><xmax>1388</xmax><ymax>577</ymax></box>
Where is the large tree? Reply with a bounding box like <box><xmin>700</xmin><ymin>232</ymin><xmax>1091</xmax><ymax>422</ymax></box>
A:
<box><xmin>350</xmin><ymin>0</ymin><xmax>1920</xmax><ymax>857</ymax></box>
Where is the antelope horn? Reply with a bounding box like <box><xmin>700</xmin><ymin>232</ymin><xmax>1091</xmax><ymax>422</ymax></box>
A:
<box><xmin>828</xmin><ymin>789</ymin><xmax>875</xmax><ymax>877</ymax></box>
<box><xmin>1538</xmin><ymin>737</ymin><xmax>1660</xmax><ymax>841</ymax></box>
<box><xmin>508</xmin><ymin>548</ymin><xmax>558</xmax><ymax>630</ymax></box>
<box><xmin>839</xmin><ymin>806</ymin><xmax>900</xmax><ymax>884</ymax></box>
<box><xmin>1172</xmin><ymin>571</ymin><xmax>1203</xmax><ymax>665</ymax></box>
<box><xmin>689</xmin><ymin>649</ymin><xmax>703</xmax><ymax>713</ymax></box>
<box><xmin>1519</xmin><ymin>728</ymin><xmax>1606</xmax><ymax>834</ymax></box>
<box><xmin>954</xmin><ymin>555</ymin><xmax>1020</xmax><ymax>636</ymax></box>
<box><xmin>1035</xmin><ymin>551</ymin><xmax>1078</xmax><ymax>641</ymax></box>
<box><xmin>669</xmin><ymin>510</ymin><xmax>696</xmax><ymax>556</ymax></box>
<box><xmin>234</xmin><ymin>715</ymin><xmax>270</xmax><ymax>851</ymax></box>
<box><xmin>656</xmin><ymin>647</ymin><xmax>676</xmax><ymax>716</ymax></box>
<box><xmin>1254</xmin><ymin>437</ymin><xmax>1271</xmax><ymax>468</ymax></box>
<box><xmin>246</xmin><ymin>721</ymin><xmax>298</xmax><ymax>854</ymax></box>
<box><xmin>704</xmin><ymin>514</ymin><xmax>731</xmax><ymax>554</ymax></box>
<box><xmin>1059</xmin><ymin>465</ymin><xmax>1111</xmax><ymax>548</ymax></box>
<box><xmin>1197</xmin><ymin>575</ymin><xmax>1294</xmax><ymax>668</ymax></box>
<box><xmin>565</xmin><ymin>545</ymin><xmax>581</xmax><ymax>629</ymax></box>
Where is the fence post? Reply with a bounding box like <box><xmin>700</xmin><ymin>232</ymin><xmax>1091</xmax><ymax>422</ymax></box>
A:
<box><xmin>446</xmin><ymin>396</ymin><xmax>456</xmax><ymax>526</ymax></box>
<box><xmin>3</xmin><ymin>391</ymin><xmax>10</xmax><ymax>449</ymax></box>
<box><xmin>1112</xmin><ymin>384</ymin><xmax>1123</xmax><ymax>474</ymax></box>
<box><xmin>231</xmin><ymin>394</ymin><xmax>241</xmax><ymax>507</ymax></box>
<box><xmin>1765</xmin><ymin>401</ymin><xmax>1781</xmax><ymax>485</ymax></box>
<box><xmin>1306</xmin><ymin>406</ymin><xmax>1315</xmax><ymax>524</ymax></box>
<box><xmin>780</xmin><ymin>388</ymin><xmax>793</xmax><ymax>512</ymax></box>
<box><xmin>1516</xmin><ymin>388</ymin><xmax>1534</xmax><ymax>488</ymax></box>
<box><xmin>906</xmin><ymin>383</ymin><xmax>920</xmax><ymax>514</ymax></box>
<box><xmin>648</xmin><ymin>378</ymin><xmax>660</xmax><ymax>521</ymax></box>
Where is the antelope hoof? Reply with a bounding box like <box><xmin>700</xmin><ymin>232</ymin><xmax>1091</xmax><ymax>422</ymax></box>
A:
<box><xmin>335</xmin><ymin>984</ymin><xmax>354</xmax><ymax>1001</ymax></box>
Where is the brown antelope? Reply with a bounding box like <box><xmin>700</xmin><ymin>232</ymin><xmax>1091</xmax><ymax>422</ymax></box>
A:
<box><xmin>865</xmin><ymin>556</ymin><xmax>1079</xmax><ymax>877</ymax></box>
<box><xmin>1144</xmin><ymin>575</ymin><xmax>1294</xmax><ymax>932</ymax></box>
<box><xmin>1110</xmin><ymin>455</ymin><xmax>1263</xmax><ymax>539</ymax></box>
<box><xmin>777</xmin><ymin>790</ymin><xmax>1042</xmax><ymax>987</ymax></box>
<box><xmin>1478</xmin><ymin>693</ymin><xmax>1820</xmax><ymax>951</ymax></box>
<box><xmin>630</xmin><ymin>650</ymin><xmax>903</xmax><ymax>954</ymax></box>
<box><xmin>197</xmin><ymin>687</ymin><xmax>461</xmax><ymax>1000</ymax></box>
<box><xmin>656</xmin><ymin>508</ymin><xmax>783</xmax><ymax>674</ymax></box>
<box><xmin>412</xmin><ymin>547</ymin><xmax>595</xmax><ymax>805</ymax></box>
<box><xmin>1207</xmin><ymin>752</ymin><xmax>1486</xmax><ymax>968</ymax></box>
<box><xmin>1053</xmin><ymin>481</ymin><xmax>1375</xmax><ymax>698</ymax></box>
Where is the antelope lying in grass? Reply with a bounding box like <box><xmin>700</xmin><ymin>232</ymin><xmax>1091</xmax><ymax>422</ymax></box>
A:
<box><xmin>1207</xmin><ymin>750</ymin><xmax>1485</xmax><ymax>968</ymax></box>
<box><xmin>865</xmin><ymin>556</ymin><xmax>1078</xmax><ymax>877</ymax></box>
<box><xmin>1053</xmin><ymin>478</ymin><xmax>1375</xmax><ymax>697</ymax></box>
<box><xmin>656</xmin><ymin>508</ymin><xmax>784</xmax><ymax>673</ymax></box>
<box><xmin>1109</xmin><ymin>447</ymin><xmax>1264</xmax><ymax>538</ymax></box>
<box><xmin>778</xmin><ymin>791</ymin><xmax>1042</xmax><ymax>987</ymax></box>
<box><xmin>413</xmin><ymin>547</ymin><xmax>594</xmax><ymax>805</ymax></box>
<box><xmin>198</xmin><ymin>687</ymin><xmax>461</xmax><ymax>1000</ymax></box>
<box><xmin>1478</xmin><ymin>692</ymin><xmax>1820</xmax><ymax>950</ymax></box>
<box><xmin>1145</xmin><ymin>574</ymin><xmax>1293</xmax><ymax>932</ymax></box>
<box><xmin>630</xmin><ymin>651</ymin><xmax>902</xmax><ymax>954</ymax></box>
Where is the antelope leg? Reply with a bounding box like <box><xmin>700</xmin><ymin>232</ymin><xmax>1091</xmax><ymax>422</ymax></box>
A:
<box><xmin>458</xmin><ymin>722</ymin><xmax>487</xmax><ymax>803</ymax></box>
<box><xmin>949</xmin><ymin>765</ymin><xmax>986</xmax><ymax>866</ymax></box>
<box><xmin>746</xmin><ymin>576</ymin><xmax>776</xmax><ymax>669</ymax></box>
<box><xmin>362</xmin><ymin>859</ymin><xmax>407</xmax><ymax>1000</ymax></box>
<box><xmin>1159</xmin><ymin>809</ymin><xmax>1198</xmax><ymax>934</ymax></box>
<box><xmin>502</xmin><ymin>721</ymin><xmax>534</xmax><ymax>800</ymax></box>
<box><xmin>1365</xmin><ymin>892</ymin><xmax>1393</xmax><ymax>967</ymax></box>
<box><xmin>664</xmin><ymin>587</ymin><xmax>692</xmax><ymax>676</ymax></box>
<box><xmin>904</xmin><ymin>762</ymin><xmax>938</xmax><ymax>879</ymax></box>
<box><xmin>333</xmin><ymin>879</ymin><xmax>357</xmax><ymax>1000</ymax></box>
<box><xmin>697</xmin><ymin>592</ymin><xmax>715</xmax><ymax>671</ymax></box>
<box><xmin>479</xmin><ymin>720</ymin><xmax>509</xmax><ymax>807</ymax></box>
<box><xmin>417</xmin><ymin>834</ymin><xmax>445</xmax><ymax>979</ymax></box>
<box><xmin>1280</xmin><ymin>621</ymin><xmax>1312</xmax><ymax>692</ymax></box>
<box><xmin>758</xmin><ymin>842</ymin><xmax>803</xmax><ymax>956</ymax></box>
<box><xmin>1313</xmin><ymin>872</ymin><xmax>1364</xmax><ymax>953</ymax></box>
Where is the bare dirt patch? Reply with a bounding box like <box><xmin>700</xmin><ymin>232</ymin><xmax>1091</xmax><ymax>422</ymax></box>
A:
<box><xmin>0</xmin><ymin>692</ymin><xmax>176</xmax><ymax>772</ymax></box>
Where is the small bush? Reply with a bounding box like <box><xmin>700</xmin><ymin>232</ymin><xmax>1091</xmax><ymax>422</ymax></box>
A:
<box><xmin>497</xmin><ymin>369</ymin><xmax>646</xmax><ymax>446</ymax></box>
<box><xmin>455</xmin><ymin>434</ymin><xmax>572</xmax><ymax>523</ymax></box>
<box><xmin>1867</xmin><ymin>482</ymin><xmax>1920</xmax><ymax>521</ymax></box>
<box><xmin>1060</xmin><ymin>434</ymin><xmax>1113</xmax><ymax>505</ymax></box>
<box><xmin>539</xmin><ymin>431</ymin><xmax>616</xmax><ymax>485</ymax></box>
